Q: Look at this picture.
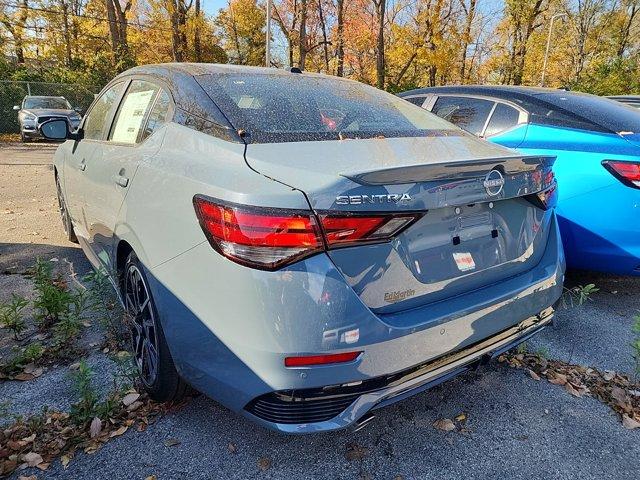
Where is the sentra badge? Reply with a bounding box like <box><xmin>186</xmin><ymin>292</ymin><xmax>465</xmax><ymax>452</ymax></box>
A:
<box><xmin>336</xmin><ymin>193</ymin><xmax>412</xmax><ymax>205</ymax></box>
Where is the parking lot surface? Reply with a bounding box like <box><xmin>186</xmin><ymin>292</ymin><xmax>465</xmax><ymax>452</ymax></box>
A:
<box><xmin>1</xmin><ymin>144</ymin><xmax>638</xmax><ymax>479</ymax></box>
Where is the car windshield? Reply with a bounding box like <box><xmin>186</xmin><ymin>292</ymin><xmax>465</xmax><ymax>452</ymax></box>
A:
<box><xmin>198</xmin><ymin>73</ymin><xmax>458</xmax><ymax>143</ymax></box>
<box><xmin>537</xmin><ymin>92</ymin><xmax>640</xmax><ymax>134</ymax></box>
<box><xmin>23</xmin><ymin>97</ymin><xmax>71</xmax><ymax>110</ymax></box>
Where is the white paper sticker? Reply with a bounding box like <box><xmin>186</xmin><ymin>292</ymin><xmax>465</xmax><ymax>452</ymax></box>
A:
<box><xmin>111</xmin><ymin>90</ymin><xmax>155</xmax><ymax>144</ymax></box>
<box><xmin>453</xmin><ymin>252</ymin><xmax>476</xmax><ymax>272</ymax></box>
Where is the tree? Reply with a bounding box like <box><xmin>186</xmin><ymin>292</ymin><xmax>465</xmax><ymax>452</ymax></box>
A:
<box><xmin>373</xmin><ymin>0</ymin><xmax>385</xmax><ymax>88</ymax></box>
<box><xmin>504</xmin><ymin>0</ymin><xmax>547</xmax><ymax>85</ymax></box>
<box><xmin>0</xmin><ymin>0</ymin><xmax>29</xmax><ymax>64</ymax></box>
<box><xmin>103</xmin><ymin>0</ymin><xmax>132</xmax><ymax>67</ymax></box>
<box><xmin>215</xmin><ymin>0</ymin><xmax>265</xmax><ymax>65</ymax></box>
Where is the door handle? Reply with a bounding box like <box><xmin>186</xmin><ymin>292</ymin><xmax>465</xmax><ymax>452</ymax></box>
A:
<box><xmin>114</xmin><ymin>175</ymin><xmax>129</xmax><ymax>188</ymax></box>
<box><xmin>79</xmin><ymin>159</ymin><xmax>86</xmax><ymax>171</ymax></box>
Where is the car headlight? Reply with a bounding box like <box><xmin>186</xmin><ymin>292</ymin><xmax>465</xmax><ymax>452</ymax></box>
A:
<box><xmin>23</xmin><ymin>112</ymin><xmax>36</xmax><ymax>121</ymax></box>
<box><xmin>70</xmin><ymin>114</ymin><xmax>82</xmax><ymax>121</ymax></box>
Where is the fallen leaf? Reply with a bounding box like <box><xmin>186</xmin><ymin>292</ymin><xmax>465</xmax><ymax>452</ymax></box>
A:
<box><xmin>68</xmin><ymin>362</ymin><xmax>80</xmax><ymax>371</ymax></box>
<box><xmin>89</xmin><ymin>417</ymin><xmax>102</xmax><ymax>438</ymax></box>
<box><xmin>527</xmin><ymin>369</ymin><xmax>540</xmax><ymax>381</ymax></box>
<box><xmin>144</xmin><ymin>476</ymin><xmax>157</xmax><ymax>480</ymax></box>
<box><xmin>611</xmin><ymin>387</ymin><xmax>627</xmax><ymax>405</ymax></box>
<box><xmin>122</xmin><ymin>393</ymin><xmax>140</xmax><ymax>407</ymax></box>
<box><xmin>433</xmin><ymin>418</ymin><xmax>456</xmax><ymax>432</ymax></box>
<box><xmin>13</xmin><ymin>373</ymin><xmax>35</xmax><ymax>382</ymax></box>
<box><xmin>345</xmin><ymin>443</ymin><xmax>368</xmax><ymax>461</ymax></box>
<box><xmin>603</xmin><ymin>371</ymin><xmax>615</xmax><ymax>381</ymax></box>
<box><xmin>257</xmin><ymin>457</ymin><xmax>271</xmax><ymax>471</ymax></box>
<box><xmin>61</xmin><ymin>454</ymin><xmax>71</xmax><ymax>469</ymax></box>
<box><xmin>622</xmin><ymin>415</ymin><xmax>640</xmax><ymax>430</ymax></box>
<box><xmin>228</xmin><ymin>442</ymin><xmax>237</xmax><ymax>454</ymax></box>
<box><xmin>20</xmin><ymin>434</ymin><xmax>36</xmax><ymax>444</ymax></box>
<box><xmin>127</xmin><ymin>401</ymin><xmax>143</xmax><ymax>412</ymax></box>
<box><xmin>18</xmin><ymin>476</ymin><xmax>37</xmax><ymax>480</ymax></box>
<box><xmin>454</xmin><ymin>413</ymin><xmax>467</xmax><ymax>423</ymax></box>
<box><xmin>164</xmin><ymin>438</ymin><xmax>180</xmax><ymax>447</ymax></box>
<box><xmin>549</xmin><ymin>373</ymin><xmax>567</xmax><ymax>385</ymax></box>
<box><xmin>564</xmin><ymin>382</ymin><xmax>581</xmax><ymax>397</ymax></box>
<box><xmin>22</xmin><ymin>452</ymin><xmax>43</xmax><ymax>467</ymax></box>
<box><xmin>36</xmin><ymin>463</ymin><xmax>49</xmax><ymax>471</ymax></box>
<box><xmin>110</xmin><ymin>425</ymin><xmax>128</xmax><ymax>438</ymax></box>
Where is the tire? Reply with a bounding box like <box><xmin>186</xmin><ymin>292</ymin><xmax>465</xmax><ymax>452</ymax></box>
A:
<box><xmin>55</xmin><ymin>175</ymin><xmax>78</xmax><ymax>243</ymax></box>
<box><xmin>122</xmin><ymin>252</ymin><xmax>188</xmax><ymax>402</ymax></box>
<box><xmin>20</xmin><ymin>132</ymin><xmax>27</xmax><ymax>143</ymax></box>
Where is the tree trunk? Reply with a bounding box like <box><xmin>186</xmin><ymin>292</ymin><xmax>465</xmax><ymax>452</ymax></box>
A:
<box><xmin>459</xmin><ymin>0</ymin><xmax>476</xmax><ymax>83</ymax></box>
<box><xmin>374</xmin><ymin>0</ymin><xmax>386</xmax><ymax>89</ymax></box>
<box><xmin>103</xmin><ymin>0</ymin><xmax>131</xmax><ymax>65</ymax></box>
<box><xmin>318</xmin><ymin>0</ymin><xmax>330</xmax><ymax>72</ymax></box>
<box><xmin>194</xmin><ymin>0</ymin><xmax>202</xmax><ymax>61</ymax></box>
<box><xmin>60</xmin><ymin>0</ymin><xmax>73</xmax><ymax>66</ymax></box>
<box><xmin>336</xmin><ymin>0</ymin><xmax>345</xmax><ymax>76</ymax></box>
<box><xmin>168</xmin><ymin>0</ymin><xmax>190</xmax><ymax>62</ymax></box>
<box><xmin>298</xmin><ymin>0</ymin><xmax>308</xmax><ymax>69</ymax></box>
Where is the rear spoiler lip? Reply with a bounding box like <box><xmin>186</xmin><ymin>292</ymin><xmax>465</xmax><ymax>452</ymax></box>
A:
<box><xmin>343</xmin><ymin>155</ymin><xmax>557</xmax><ymax>186</ymax></box>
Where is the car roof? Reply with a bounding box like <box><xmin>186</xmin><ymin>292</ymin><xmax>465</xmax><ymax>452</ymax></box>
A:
<box><xmin>24</xmin><ymin>95</ymin><xmax>67</xmax><ymax>99</ymax></box>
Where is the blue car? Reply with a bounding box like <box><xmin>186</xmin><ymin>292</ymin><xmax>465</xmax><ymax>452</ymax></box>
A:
<box><xmin>400</xmin><ymin>86</ymin><xmax>640</xmax><ymax>276</ymax></box>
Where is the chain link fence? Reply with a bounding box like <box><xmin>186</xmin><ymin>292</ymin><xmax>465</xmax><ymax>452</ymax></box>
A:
<box><xmin>0</xmin><ymin>81</ymin><xmax>100</xmax><ymax>134</ymax></box>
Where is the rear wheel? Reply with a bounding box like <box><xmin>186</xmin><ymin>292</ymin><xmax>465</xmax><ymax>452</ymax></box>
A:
<box><xmin>55</xmin><ymin>176</ymin><xmax>78</xmax><ymax>243</ymax></box>
<box><xmin>122</xmin><ymin>252</ymin><xmax>187</xmax><ymax>402</ymax></box>
<box><xmin>20</xmin><ymin>132</ymin><xmax>27</xmax><ymax>143</ymax></box>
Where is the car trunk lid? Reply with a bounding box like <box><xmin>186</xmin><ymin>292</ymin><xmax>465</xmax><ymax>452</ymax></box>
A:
<box><xmin>244</xmin><ymin>136</ymin><xmax>556</xmax><ymax>318</ymax></box>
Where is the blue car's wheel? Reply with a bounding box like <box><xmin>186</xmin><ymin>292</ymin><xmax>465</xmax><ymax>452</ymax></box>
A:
<box><xmin>123</xmin><ymin>252</ymin><xmax>187</xmax><ymax>402</ymax></box>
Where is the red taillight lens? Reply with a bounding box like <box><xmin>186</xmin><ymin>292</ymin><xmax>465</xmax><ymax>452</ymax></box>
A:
<box><xmin>319</xmin><ymin>213</ymin><xmax>420</xmax><ymax>247</ymax></box>
<box><xmin>194</xmin><ymin>196</ymin><xmax>422</xmax><ymax>270</ymax></box>
<box><xmin>193</xmin><ymin>196</ymin><xmax>323</xmax><ymax>270</ymax></box>
<box><xmin>602</xmin><ymin>160</ymin><xmax>640</xmax><ymax>189</ymax></box>
<box><xmin>284</xmin><ymin>351</ymin><xmax>362</xmax><ymax>367</ymax></box>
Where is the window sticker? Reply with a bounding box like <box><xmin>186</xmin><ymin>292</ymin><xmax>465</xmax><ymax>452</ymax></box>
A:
<box><xmin>111</xmin><ymin>90</ymin><xmax>155</xmax><ymax>144</ymax></box>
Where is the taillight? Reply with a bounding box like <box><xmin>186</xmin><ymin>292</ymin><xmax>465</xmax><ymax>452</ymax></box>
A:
<box><xmin>525</xmin><ymin>171</ymin><xmax>557</xmax><ymax>210</ymax></box>
<box><xmin>193</xmin><ymin>196</ymin><xmax>323</xmax><ymax>270</ymax></box>
<box><xmin>284</xmin><ymin>351</ymin><xmax>362</xmax><ymax>367</ymax></box>
<box><xmin>602</xmin><ymin>160</ymin><xmax>640</xmax><ymax>189</ymax></box>
<box><xmin>319</xmin><ymin>213</ymin><xmax>421</xmax><ymax>248</ymax></box>
<box><xmin>194</xmin><ymin>196</ymin><xmax>422</xmax><ymax>270</ymax></box>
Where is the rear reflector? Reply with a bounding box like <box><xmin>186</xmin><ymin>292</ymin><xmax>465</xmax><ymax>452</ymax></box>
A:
<box><xmin>284</xmin><ymin>351</ymin><xmax>362</xmax><ymax>367</ymax></box>
<box><xmin>602</xmin><ymin>160</ymin><xmax>640</xmax><ymax>189</ymax></box>
<box><xmin>194</xmin><ymin>195</ymin><xmax>423</xmax><ymax>270</ymax></box>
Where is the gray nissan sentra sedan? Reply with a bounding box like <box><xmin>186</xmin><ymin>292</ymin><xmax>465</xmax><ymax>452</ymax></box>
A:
<box><xmin>41</xmin><ymin>64</ymin><xmax>564</xmax><ymax>433</ymax></box>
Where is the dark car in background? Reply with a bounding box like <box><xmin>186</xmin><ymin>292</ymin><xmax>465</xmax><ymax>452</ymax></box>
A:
<box><xmin>608</xmin><ymin>95</ymin><xmax>640</xmax><ymax>109</ymax></box>
<box><xmin>399</xmin><ymin>86</ymin><xmax>640</xmax><ymax>276</ymax></box>
<box><xmin>14</xmin><ymin>95</ymin><xmax>82</xmax><ymax>142</ymax></box>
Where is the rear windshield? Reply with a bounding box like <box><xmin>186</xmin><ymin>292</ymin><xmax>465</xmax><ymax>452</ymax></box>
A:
<box><xmin>197</xmin><ymin>73</ymin><xmax>458</xmax><ymax>143</ymax></box>
<box><xmin>23</xmin><ymin>97</ymin><xmax>71</xmax><ymax>110</ymax></box>
<box><xmin>536</xmin><ymin>92</ymin><xmax>640</xmax><ymax>134</ymax></box>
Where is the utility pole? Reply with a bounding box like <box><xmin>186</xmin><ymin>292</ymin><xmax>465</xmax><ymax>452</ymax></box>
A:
<box><xmin>541</xmin><ymin>13</ymin><xmax>568</xmax><ymax>87</ymax></box>
<box><xmin>265</xmin><ymin>0</ymin><xmax>271</xmax><ymax>67</ymax></box>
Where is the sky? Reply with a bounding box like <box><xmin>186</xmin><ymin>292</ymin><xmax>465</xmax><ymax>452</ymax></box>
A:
<box><xmin>202</xmin><ymin>0</ymin><xmax>228</xmax><ymax>16</ymax></box>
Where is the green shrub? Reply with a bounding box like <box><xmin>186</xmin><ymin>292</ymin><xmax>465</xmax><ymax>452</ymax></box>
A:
<box><xmin>0</xmin><ymin>294</ymin><xmax>28</xmax><ymax>339</ymax></box>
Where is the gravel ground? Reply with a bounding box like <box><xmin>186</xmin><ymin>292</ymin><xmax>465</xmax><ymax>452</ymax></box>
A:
<box><xmin>1</xmin><ymin>146</ymin><xmax>639</xmax><ymax>479</ymax></box>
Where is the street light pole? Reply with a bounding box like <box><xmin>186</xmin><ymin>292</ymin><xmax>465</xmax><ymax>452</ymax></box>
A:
<box><xmin>265</xmin><ymin>0</ymin><xmax>272</xmax><ymax>67</ymax></box>
<box><xmin>541</xmin><ymin>13</ymin><xmax>568</xmax><ymax>87</ymax></box>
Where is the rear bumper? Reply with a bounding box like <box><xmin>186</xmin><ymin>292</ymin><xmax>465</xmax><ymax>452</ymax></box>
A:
<box><xmin>245</xmin><ymin>307</ymin><xmax>554</xmax><ymax>433</ymax></box>
<box><xmin>148</xmin><ymin>211</ymin><xmax>564</xmax><ymax>433</ymax></box>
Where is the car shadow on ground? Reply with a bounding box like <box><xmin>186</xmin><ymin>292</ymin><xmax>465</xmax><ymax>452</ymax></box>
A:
<box><xmin>0</xmin><ymin>242</ymin><xmax>91</xmax><ymax>274</ymax></box>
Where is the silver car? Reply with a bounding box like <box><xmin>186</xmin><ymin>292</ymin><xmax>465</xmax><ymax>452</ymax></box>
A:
<box><xmin>14</xmin><ymin>95</ymin><xmax>82</xmax><ymax>142</ymax></box>
<box><xmin>42</xmin><ymin>64</ymin><xmax>564</xmax><ymax>433</ymax></box>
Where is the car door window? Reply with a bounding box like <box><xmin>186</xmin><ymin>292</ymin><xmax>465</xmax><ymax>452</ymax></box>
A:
<box><xmin>432</xmin><ymin>96</ymin><xmax>495</xmax><ymax>136</ymax></box>
<box><xmin>110</xmin><ymin>80</ymin><xmax>160</xmax><ymax>144</ymax></box>
<box><xmin>140</xmin><ymin>89</ymin><xmax>172</xmax><ymax>142</ymax></box>
<box><xmin>83</xmin><ymin>82</ymin><xmax>125</xmax><ymax>140</ymax></box>
<box><xmin>484</xmin><ymin>103</ymin><xmax>521</xmax><ymax>137</ymax></box>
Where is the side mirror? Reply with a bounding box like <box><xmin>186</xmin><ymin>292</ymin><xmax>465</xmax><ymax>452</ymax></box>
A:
<box><xmin>39</xmin><ymin>119</ymin><xmax>83</xmax><ymax>141</ymax></box>
<box><xmin>73</xmin><ymin>107</ymin><xmax>82</xmax><ymax>113</ymax></box>
<box><xmin>13</xmin><ymin>105</ymin><xmax>20</xmax><ymax>111</ymax></box>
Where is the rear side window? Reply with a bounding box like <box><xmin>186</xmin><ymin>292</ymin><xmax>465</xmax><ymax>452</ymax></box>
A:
<box><xmin>403</xmin><ymin>96</ymin><xmax>426</xmax><ymax>107</ymax></box>
<box><xmin>140</xmin><ymin>89</ymin><xmax>172</xmax><ymax>142</ymax></box>
<box><xmin>533</xmin><ymin>92</ymin><xmax>639</xmax><ymax>133</ymax></box>
<box><xmin>198</xmin><ymin>73</ymin><xmax>457</xmax><ymax>143</ymax></box>
<box><xmin>432</xmin><ymin>96</ymin><xmax>494</xmax><ymax>136</ymax></box>
<box><xmin>110</xmin><ymin>80</ymin><xmax>160</xmax><ymax>144</ymax></box>
<box><xmin>484</xmin><ymin>103</ymin><xmax>520</xmax><ymax>137</ymax></box>
<box><xmin>83</xmin><ymin>82</ymin><xmax>125</xmax><ymax>141</ymax></box>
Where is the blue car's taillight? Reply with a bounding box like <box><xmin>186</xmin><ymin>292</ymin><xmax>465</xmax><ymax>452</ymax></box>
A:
<box><xmin>602</xmin><ymin>160</ymin><xmax>640</xmax><ymax>189</ymax></box>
